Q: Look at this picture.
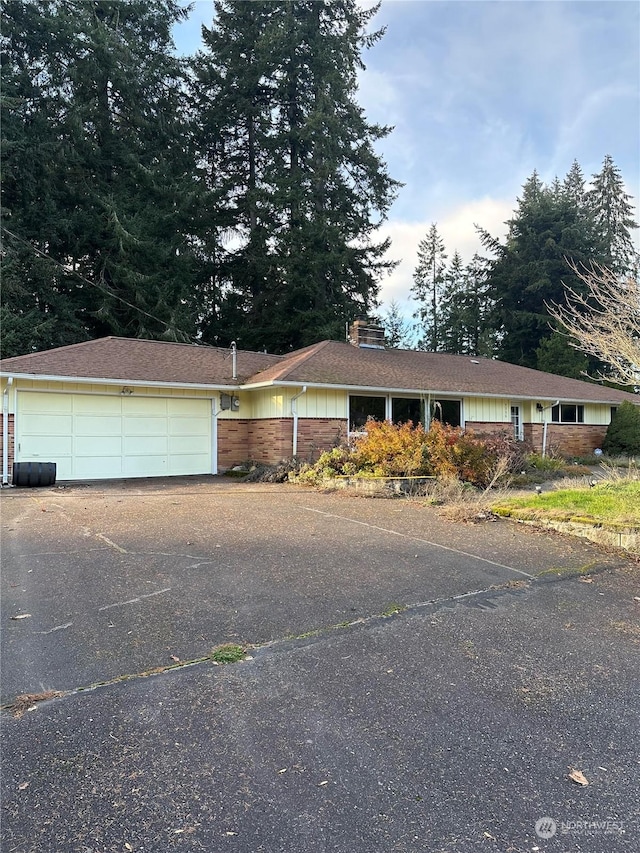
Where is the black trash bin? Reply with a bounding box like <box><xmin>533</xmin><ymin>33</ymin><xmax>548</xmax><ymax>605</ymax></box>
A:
<box><xmin>12</xmin><ymin>462</ymin><xmax>57</xmax><ymax>487</ymax></box>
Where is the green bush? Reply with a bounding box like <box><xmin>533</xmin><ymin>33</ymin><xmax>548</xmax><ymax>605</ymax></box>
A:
<box><xmin>294</xmin><ymin>420</ymin><xmax>523</xmax><ymax>488</ymax></box>
<box><xmin>603</xmin><ymin>401</ymin><xmax>640</xmax><ymax>456</ymax></box>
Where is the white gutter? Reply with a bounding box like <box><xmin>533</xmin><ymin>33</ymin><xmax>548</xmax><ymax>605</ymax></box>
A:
<box><xmin>2</xmin><ymin>377</ymin><xmax>13</xmax><ymax>485</ymax></box>
<box><xmin>290</xmin><ymin>386</ymin><xmax>307</xmax><ymax>457</ymax></box>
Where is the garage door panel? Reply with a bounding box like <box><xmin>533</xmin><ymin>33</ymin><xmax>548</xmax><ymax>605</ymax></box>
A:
<box><xmin>123</xmin><ymin>456</ymin><xmax>168</xmax><ymax>476</ymax></box>
<box><xmin>21</xmin><ymin>436</ymin><xmax>73</xmax><ymax>457</ymax></box>
<box><xmin>124</xmin><ymin>435</ymin><xmax>167</xmax><ymax>455</ymax></box>
<box><xmin>75</xmin><ymin>456</ymin><xmax>123</xmax><ymax>479</ymax></box>
<box><xmin>168</xmin><ymin>434</ymin><xmax>209</xmax><ymax>454</ymax></box>
<box><xmin>20</xmin><ymin>413</ymin><xmax>73</xmax><ymax>435</ymax></box>
<box><xmin>169</xmin><ymin>416</ymin><xmax>209</xmax><ymax>436</ymax></box>
<box><xmin>123</xmin><ymin>416</ymin><xmax>168</xmax><ymax>436</ymax></box>
<box><xmin>168</xmin><ymin>454</ymin><xmax>210</xmax><ymax>475</ymax></box>
<box><xmin>74</xmin><ymin>415</ymin><xmax>122</xmax><ymax>436</ymax></box>
<box><xmin>75</xmin><ymin>436</ymin><xmax>122</xmax><ymax>456</ymax></box>
<box><xmin>73</xmin><ymin>396</ymin><xmax>122</xmax><ymax>415</ymax></box>
<box><xmin>124</xmin><ymin>398</ymin><xmax>167</xmax><ymax>416</ymax></box>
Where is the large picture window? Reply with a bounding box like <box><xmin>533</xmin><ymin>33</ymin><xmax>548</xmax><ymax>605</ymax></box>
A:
<box><xmin>551</xmin><ymin>404</ymin><xmax>584</xmax><ymax>423</ymax></box>
<box><xmin>392</xmin><ymin>397</ymin><xmax>422</xmax><ymax>425</ymax></box>
<box><xmin>349</xmin><ymin>395</ymin><xmax>385</xmax><ymax>430</ymax></box>
<box><xmin>431</xmin><ymin>399</ymin><xmax>461</xmax><ymax>428</ymax></box>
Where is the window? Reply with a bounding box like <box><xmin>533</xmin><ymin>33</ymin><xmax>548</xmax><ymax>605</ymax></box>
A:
<box><xmin>431</xmin><ymin>399</ymin><xmax>461</xmax><ymax>428</ymax></box>
<box><xmin>349</xmin><ymin>395</ymin><xmax>385</xmax><ymax>430</ymax></box>
<box><xmin>392</xmin><ymin>397</ymin><xmax>422</xmax><ymax>425</ymax></box>
<box><xmin>551</xmin><ymin>404</ymin><xmax>584</xmax><ymax>423</ymax></box>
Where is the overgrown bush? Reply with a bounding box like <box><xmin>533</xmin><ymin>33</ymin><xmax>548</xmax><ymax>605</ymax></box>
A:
<box><xmin>603</xmin><ymin>401</ymin><xmax>640</xmax><ymax>456</ymax></box>
<box><xmin>352</xmin><ymin>420</ymin><xmax>431</xmax><ymax>477</ymax></box>
<box><xmin>295</xmin><ymin>420</ymin><xmax>524</xmax><ymax>488</ymax></box>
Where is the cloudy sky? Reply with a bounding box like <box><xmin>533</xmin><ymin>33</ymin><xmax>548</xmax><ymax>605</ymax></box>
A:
<box><xmin>175</xmin><ymin>1</ymin><xmax>640</xmax><ymax>319</ymax></box>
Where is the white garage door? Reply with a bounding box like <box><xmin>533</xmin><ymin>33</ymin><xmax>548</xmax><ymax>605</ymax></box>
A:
<box><xmin>16</xmin><ymin>392</ymin><xmax>211</xmax><ymax>480</ymax></box>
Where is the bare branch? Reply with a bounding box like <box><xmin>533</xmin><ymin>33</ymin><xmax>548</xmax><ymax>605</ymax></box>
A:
<box><xmin>547</xmin><ymin>261</ymin><xmax>640</xmax><ymax>387</ymax></box>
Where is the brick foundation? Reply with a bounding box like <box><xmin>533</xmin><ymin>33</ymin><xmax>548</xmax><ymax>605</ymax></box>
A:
<box><xmin>524</xmin><ymin>423</ymin><xmax>607</xmax><ymax>457</ymax></box>
<box><xmin>231</xmin><ymin>417</ymin><xmax>348</xmax><ymax>467</ymax></box>
<box><xmin>0</xmin><ymin>413</ymin><xmax>15</xmax><ymax>481</ymax></box>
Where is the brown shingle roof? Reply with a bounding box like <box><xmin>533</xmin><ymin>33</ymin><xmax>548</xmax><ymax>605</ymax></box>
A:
<box><xmin>0</xmin><ymin>337</ymin><xmax>281</xmax><ymax>386</ymax></box>
<box><xmin>246</xmin><ymin>341</ymin><xmax>638</xmax><ymax>404</ymax></box>
<box><xmin>2</xmin><ymin>336</ymin><xmax>637</xmax><ymax>405</ymax></box>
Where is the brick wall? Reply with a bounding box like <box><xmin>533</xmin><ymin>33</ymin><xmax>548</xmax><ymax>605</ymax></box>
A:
<box><xmin>296</xmin><ymin>418</ymin><xmax>347</xmax><ymax>461</ymax></box>
<box><xmin>0</xmin><ymin>414</ymin><xmax>15</xmax><ymax>481</ymax></box>
<box><xmin>241</xmin><ymin>417</ymin><xmax>348</xmax><ymax>466</ymax></box>
<box><xmin>218</xmin><ymin>419</ymin><xmax>250</xmax><ymax>469</ymax></box>
<box><xmin>248</xmin><ymin>418</ymin><xmax>292</xmax><ymax>464</ymax></box>
<box><xmin>524</xmin><ymin>423</ymin><xmax>607</xmax><ymax>456</ymax></box>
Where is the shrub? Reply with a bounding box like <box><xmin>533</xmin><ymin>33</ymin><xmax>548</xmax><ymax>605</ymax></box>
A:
<box><xmin>294</xmin><ymin>420</ymin><xmax>524</xmax><ymax>488</ymax></box>
<box><xmin>603</xmin><ymin>401</ymin><xmax>640</xmax><ymax>456</ymax></box>
<box><xmin>351</xmin><ymin>419</ymin><xmax>431</xmax><ymax>477</ymax></box>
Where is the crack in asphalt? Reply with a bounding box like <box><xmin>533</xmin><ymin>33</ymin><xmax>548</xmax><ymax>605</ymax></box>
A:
<box><xmin>299</xmin><ymin>505</ymin><xmax>535</xmax><ymax>579</ymax></box>
<box><xmin>1</xmin><ymin>577</ymin><xmax>531</xmax><ymax>715</ymax></box>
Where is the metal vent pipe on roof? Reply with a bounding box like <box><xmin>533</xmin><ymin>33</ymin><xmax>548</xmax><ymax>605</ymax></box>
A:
<box><xmin>231</xmin><ymin>341</ymin><xmax>237</xmax><ymax>380</ymax></box>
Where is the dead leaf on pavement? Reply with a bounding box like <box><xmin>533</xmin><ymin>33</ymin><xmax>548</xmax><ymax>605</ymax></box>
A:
<box><xmin>568</xmin><ymin>768</ymin><xmax>589</xmax><ymax>786</ymax></box>
<box><xmin>18</xmin><ymin>782</ymin><xmax>29</xmax><ymax>791</ymax></box>
<box><xmin>169</xmin><ymin>655</ymin><xmax>180</xmax><ymax>662</ymax></box>
<box><xmin>578</xmin><ymin>577</ymin><xmax>594</xmax><ymax>584</ymax></box>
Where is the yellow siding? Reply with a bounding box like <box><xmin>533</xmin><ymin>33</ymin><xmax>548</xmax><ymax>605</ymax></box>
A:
<box><xmin>250</xmin><ymin>387</ymin><xmax>347</xmax><ymax>419</ymax></box>
<box><xmin>465</xmin><ymin>397</ymin><xmax>510</xmax><ymax>422</ymax></box>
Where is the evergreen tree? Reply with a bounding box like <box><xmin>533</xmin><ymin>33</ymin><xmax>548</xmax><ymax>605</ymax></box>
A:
<box><xmin>381</xmin><ymin>300</ymin><xmax>413</xmax><ymax>349</ymax></box>
<box><xmin>439</xmin><ymin>251</ymin><xmax>465</xmax><ymax>353</ymax></box>
<box><xmin>535</xmin><ymin>330</ymin><xmax>589</xmax><ymax>379</ymax></box>
<box><xmin>563</xmin><ymin>159</ymin><xmax>587</xmax><ymax>210</ymax></box>
<box><xmin>439</xmin><ymin>252</ymin><xmax>495</xmax><ymax>357</ymax></box>
<box><xmin>1</xmin><ymin>0</ymin><xmax>200</xmax><ymax>357</ymax></box>
<box><xmin>193</xmin><ymin>0</ymin><xmax>399</xmax><ymax>353</ymax></box>
<box><xmin>603</xmin><ymin>401</ymin><xmax>640</xmax><ymax>456</ymax></box>
<box><xmin>412</xmin><ymin>223</ymin><xmax>447</xmax><ymax>351</ymax></box>
<box><xmin>483</xmin><ymin>172</ymin><xmax>603</xmax><ymax>370</ymax></box>
<box><xmin>587</xmin><ymin>154</ymin><xmax>638</xmax><ymax>276</ymax></box>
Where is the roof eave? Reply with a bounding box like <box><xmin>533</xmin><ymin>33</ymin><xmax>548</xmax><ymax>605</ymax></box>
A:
<box><xmin>0</xmin><ymin>372</ymin><xmax>240</xmax><ymax>391</ymax></box>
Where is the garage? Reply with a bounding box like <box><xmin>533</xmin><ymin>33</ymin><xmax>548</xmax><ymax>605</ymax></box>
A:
<box><xmin>16</xmin><ymin>391</ymin><xmax>212</xmax><ymax>481</ymax></box>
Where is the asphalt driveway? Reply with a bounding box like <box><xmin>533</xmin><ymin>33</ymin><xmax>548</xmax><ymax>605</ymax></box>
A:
<box><xmin>2</xmin><ymin>477</ymin><xmax>639</xmax><ymax>851</ymax></box>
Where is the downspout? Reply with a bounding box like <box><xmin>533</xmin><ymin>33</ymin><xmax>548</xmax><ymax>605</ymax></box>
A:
<box><xmin>542</xmin><ymin>400</ymin><xmax>559</xmax><ymax>458</ymax></box>
<box><xmin>2</xmin><ymin>377</ymin><xmax>13</xmax><ymax>485</ymax></box>
<box><xmin>211</xmin><ymin>397</ymin><xmax>220</xmax><ymax>475</ymax></box>
<box><xmin>291</xmin><ymin>386</ymin><xmax>307</xmax><ymax>458</ymax></box>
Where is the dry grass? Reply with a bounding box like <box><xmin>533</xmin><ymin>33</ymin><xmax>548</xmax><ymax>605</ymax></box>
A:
<box><xmin>4</xmin><ymin>690</ymin><xmax>64</xmax><ymax>718</ymax></box>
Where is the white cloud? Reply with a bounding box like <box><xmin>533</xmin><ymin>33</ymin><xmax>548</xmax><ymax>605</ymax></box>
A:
<box><xmin>377</xmin><ymin>196</ymin><xmax>513</xmax><ymax>313</ymax></box>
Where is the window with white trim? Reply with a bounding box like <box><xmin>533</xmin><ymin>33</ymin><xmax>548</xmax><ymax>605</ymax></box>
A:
<box><xmin>551</xmin><ymin>404</ymin><xmax>584</xmax><ymax>423</ymax></box>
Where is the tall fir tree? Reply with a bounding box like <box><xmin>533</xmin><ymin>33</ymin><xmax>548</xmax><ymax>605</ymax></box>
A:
<box><xmin>482</xmin><ymin>171</ymin><xmax>603</xmax><ymax>370</ymax></box>
<box><xmin>438</xmin><ymin>252</ymin><xmax>495</xmax><ymax>357</ymax></box>
<box><xmin>1</xmin><ymin>0</ymin><xmax>201</xmax><ymax>357</ymax></box>
<box><xmin>411</xmin><ymin>222</ymin><xmax>447</xmax><ymax>351</ymax></box>
<box><xmin>586</xmin><ymin>154</ymin><xmax>638</xmax><ymax>275</ymax></box>
<box><xmin>381</xmin><ymin>300</ymin><xmax>413</xmax><ymax>349</ymax></box>
<box><xmin>193</xmin><ymin>0</ymin><xmax>399</xmax><ymax>353</ymax></box>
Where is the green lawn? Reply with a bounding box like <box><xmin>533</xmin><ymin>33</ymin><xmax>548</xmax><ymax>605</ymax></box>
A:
<box><xmin>492</xmin><ymin>481</ymin><xmax>640</xmax><ymax>529</ymax></box>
